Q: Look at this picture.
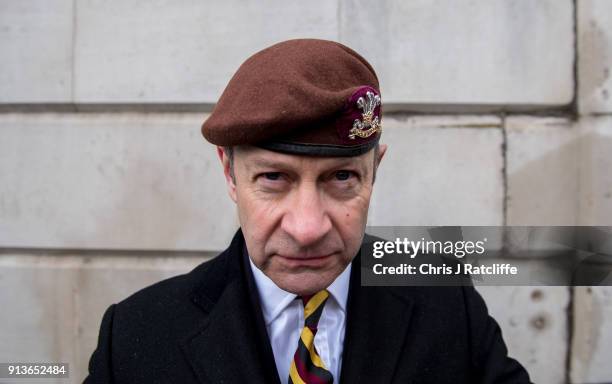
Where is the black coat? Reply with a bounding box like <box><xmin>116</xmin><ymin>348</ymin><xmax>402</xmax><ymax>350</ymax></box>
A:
<box><xmin>85</xmin><ymin>229</ymin><xmax>532</xmax><ymax>383</ymax></box>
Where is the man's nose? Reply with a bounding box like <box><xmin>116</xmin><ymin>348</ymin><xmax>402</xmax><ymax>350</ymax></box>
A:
<box><xmin>280</xmin><ymin>183</ymin><xmax>332</xmax><ymax>247</ymax></box>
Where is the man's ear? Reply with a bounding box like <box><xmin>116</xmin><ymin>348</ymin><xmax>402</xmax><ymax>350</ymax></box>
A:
<box><xmin>217</xmin><ymin>146</ymin><xmax>237</xmax><ymax>203</ymax></box>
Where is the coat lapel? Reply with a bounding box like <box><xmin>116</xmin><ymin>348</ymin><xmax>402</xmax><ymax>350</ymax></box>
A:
<box><xmin>339</xmin><ymin>254</ymin><xmax>415</xmax><ymax>384</ymax></box>
<box><xmin>179</xmin><ymin>230</ymin><xmax>279</xmax><ymax>384</ymax></box>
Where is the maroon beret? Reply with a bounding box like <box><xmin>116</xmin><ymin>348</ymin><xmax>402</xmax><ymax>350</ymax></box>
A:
<box><xmin>201</xmin><ymin>39</ymin><xmax>382</xmax><ymax>156</ymax></box>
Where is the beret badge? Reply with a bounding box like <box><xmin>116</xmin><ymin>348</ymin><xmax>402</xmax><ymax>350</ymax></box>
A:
<box><xmin>349</xmin><ymin>89</ymin><xmax>382</xmax><ymax>140</ymax></box>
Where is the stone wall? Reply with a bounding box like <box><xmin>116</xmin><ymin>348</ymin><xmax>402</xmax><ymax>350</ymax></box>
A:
<box><xmin>1</xmin><ymin>1</ymin><xmax>610</xmax><ymax>383</ymax></box>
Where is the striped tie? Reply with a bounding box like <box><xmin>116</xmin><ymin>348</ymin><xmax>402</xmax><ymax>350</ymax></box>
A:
<box><xmin>288</xmin><ymin>290</ymin><xmax>334</xmax><ymax>384</ymax></box>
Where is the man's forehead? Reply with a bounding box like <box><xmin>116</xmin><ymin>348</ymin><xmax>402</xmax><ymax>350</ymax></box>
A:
<box><xmin>235</xmin><ymin>146</ymin><xmax>373</xmax><ymax>170</ymax></box>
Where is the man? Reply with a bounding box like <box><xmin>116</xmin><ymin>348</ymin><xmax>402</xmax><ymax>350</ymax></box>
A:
<box><xmin>85</xmin><ymin>39</ymin><xmax>532</xmax><ymax>383</ymax></box>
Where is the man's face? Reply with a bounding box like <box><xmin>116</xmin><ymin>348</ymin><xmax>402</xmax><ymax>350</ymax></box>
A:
<box><xmin>218</xmin><ymin>145</ymin><xmax>386</xmax><ymax>296</ymax></box>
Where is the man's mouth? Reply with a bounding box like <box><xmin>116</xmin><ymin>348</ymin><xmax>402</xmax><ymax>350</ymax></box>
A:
<box><xmin>276</xmin><ymin>253</ymin><xmax>335</xmax><ymax>267</ymax></box>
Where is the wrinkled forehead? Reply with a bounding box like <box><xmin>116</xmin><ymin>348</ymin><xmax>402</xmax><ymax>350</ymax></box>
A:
<box><xmin>234</xmin><ymin>145</ymin><xmax>374</xmax><ymax>173</ymax></box>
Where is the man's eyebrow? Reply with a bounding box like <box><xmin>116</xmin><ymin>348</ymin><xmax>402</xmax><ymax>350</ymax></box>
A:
<box><xmin>244</xmin><ymin>157</ymin><xmax>296</xmax><ymax>171</ymax></box>
<box><xmin>327</xmin><ymin>158</ymin><xmax>365</xmax><ymax>169</ymax></box>
<box><xmin>244</xmin><ymin>156</ymin><xmax>370</xmax><ymax>174</ymax></box>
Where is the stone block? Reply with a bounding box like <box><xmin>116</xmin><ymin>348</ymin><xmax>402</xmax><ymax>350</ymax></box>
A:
<box><xmin>74</xmin><ymin>0</ymin><xmax>338</xmax><ymax>103</ymax></box>
<box><xmin>0</xmin><ymin>253</ymin><xmax>207</xmax><ymax>383</ymax></box>
<box><xmin>74</xmin><ymin>254</ymin><xmax>206</xmax><ymax>382</ymax></box>
<box><xmin>0</xmin><ymin>113</ymin><xmax>238</xmax><ymax>250</ymax></box>
<box><xmin>1</xmin><ymin>0</ymin><xmax>577</xmax><ymax>108</ymax></box>
<box><xmin>506</xmin><ymin>116</ymin><xmax>579</xmax><ymax>225</ymax></box>
<box><xmin>578</xmin><ymin>0</ymin><xmax>612</xmax><ymax>114</ymax></box>
<box><xmin>340</xmin><ymin>0</ymin><xmax>574</xmax><ymax>107</ymax></box>
<box><xmin>0</xmin><ymin>260</ymin><xmax>76</xmax><ymax>382</ymax></box>
<box><xmin>0</xmin><ymin>0</ymin><xmax>73</xmax><ymax>103</ymax></box>
<box><xmin>578</xmin><ymin>117</ymin><xmax>612</xmax><ymax>226</ymax></box>
<box><xmin>570</xmin><ymin>286</ymin><xmax>612</xmax><ymax>383</ymax></box>
<box><xmin>369</xmin><ymin>116</ymin><xmax>504</xmax><ymax>226</ymax></box>
<box><xmin>478</xmin><ymin>286</ymin><xmax>569</xmax><ymax>384</ymax></box>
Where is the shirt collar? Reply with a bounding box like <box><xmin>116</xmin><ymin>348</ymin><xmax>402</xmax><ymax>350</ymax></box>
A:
<box><xmin>249</xmin><ymin>257</ymin><xmax>352</xmax><ymax>326</ymax></box>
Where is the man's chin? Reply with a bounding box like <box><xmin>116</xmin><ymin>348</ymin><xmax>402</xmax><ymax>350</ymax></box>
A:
<box><xmin>272</xmin><ymin>271</ymin><xmax>335</xmax><ymax>296</ymax></box>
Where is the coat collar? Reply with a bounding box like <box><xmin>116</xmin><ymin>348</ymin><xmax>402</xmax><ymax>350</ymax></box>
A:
<box><xmin>180</xmin><ymin>229</ymin><xmax>280</xmax><ymax>384</ymax></box>
<box><xmin>180</xmin><ymin>230</ymin><xmax>415</xmax><ymax>384</ymax></box>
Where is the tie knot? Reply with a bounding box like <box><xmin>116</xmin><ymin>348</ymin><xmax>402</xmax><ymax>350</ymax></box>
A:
<box><xmin>301</xmin><ymin>290</ymin><xmax>329</xmax><ymax>329</ymax></box>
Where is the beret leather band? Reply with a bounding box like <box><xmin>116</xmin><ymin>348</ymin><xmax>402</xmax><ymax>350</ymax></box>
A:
<box><xmin>201</xmin><ymin>39</ymin><xmax>382</xmax><ymax>157</ymax></box>
<box><xmin>259</xmin><ymin>136</ymin><xmax>381</xmax><ymax>157</ymax></box>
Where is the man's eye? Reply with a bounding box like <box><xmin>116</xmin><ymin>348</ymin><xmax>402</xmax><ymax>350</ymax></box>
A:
<box><xmin>334</xmin><ymin>170</ymin><xmax>353</xmax><ymax>181</ymax></box>
<box><xmin>263</xmin><ymin>172</ymin><xmax>281</xmax><ymax>181</ymax></box>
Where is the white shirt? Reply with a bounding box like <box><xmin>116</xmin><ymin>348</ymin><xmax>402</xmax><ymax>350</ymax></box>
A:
<box><xmin>249</xmin><ymin>258</ymin><xmax>351</xmax><ymax>384</ymax></box>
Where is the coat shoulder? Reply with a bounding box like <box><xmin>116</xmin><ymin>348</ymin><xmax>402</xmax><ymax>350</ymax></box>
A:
<box><xmin>111</xmin><ymin>251</ymin><xmax>230</xmax><ymax>326</ymax></box>
<box><xmin>85</xmin><ymin>248</ymin><xmax>238</xmax><ymax>383</ymax></box>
